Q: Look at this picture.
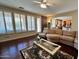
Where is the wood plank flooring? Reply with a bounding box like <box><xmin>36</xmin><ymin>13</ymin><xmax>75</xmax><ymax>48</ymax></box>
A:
<box><xmin>0</xmin><ymin>35</ymin><xmax>78</xmax><ymax>59</ymax></box>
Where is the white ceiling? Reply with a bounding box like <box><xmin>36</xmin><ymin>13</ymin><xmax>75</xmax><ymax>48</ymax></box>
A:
<box><xmin>0</xmin><ymin>0</ymin><xmax>78</xmax><ymax>16</ymax></box>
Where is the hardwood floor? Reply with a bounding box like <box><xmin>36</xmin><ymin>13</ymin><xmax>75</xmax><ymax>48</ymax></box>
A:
<box><xmin>0</xmin><ymin>35</ymin><xmax>36</xmax><ymax>59</ymax></box>
<box><xmin>0</xmin><ymin>35</ymin><xmax>78</xmax><ymax>59</ymax></box>
<box><xmin>56</xmin><ymin>42</ymin><xmax>78</xmax><ymax>59</ymax></box>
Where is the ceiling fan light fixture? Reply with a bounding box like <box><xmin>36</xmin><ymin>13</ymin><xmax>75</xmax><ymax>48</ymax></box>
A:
<box><xmin>40</xmin><ymin>3</ymin><xmax>47</xmax><ymax>8</ymax></box>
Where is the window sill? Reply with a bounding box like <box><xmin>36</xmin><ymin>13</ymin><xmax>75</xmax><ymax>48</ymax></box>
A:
<box><xmin>0</xmin><ymin>32</ymin><xmax>37</xmax><ymax>43</ymax></box>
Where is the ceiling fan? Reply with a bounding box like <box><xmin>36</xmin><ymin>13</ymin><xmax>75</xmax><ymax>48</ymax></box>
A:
<box><xmin>33</xmin><ymin>0</ymin><xmax>54</xmax><ymax>8</ymax></box>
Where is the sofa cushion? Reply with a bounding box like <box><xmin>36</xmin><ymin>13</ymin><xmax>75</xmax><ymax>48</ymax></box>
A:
<box><xmin>60</xmin><ymin>39</ymin><xmax>74</xmax><ymax>47</ymax></box>
<box><xmin>46</xmin><ymin>34</ymin><xmax>60</xmax><ymax>38</ymax></box>
<box><xmin>46</xmin><ymin>34</ymin><xmax>60</xmax><ymax>42</ymax></box>
<box><xmin>63</xmin><ymin>31</ymin><xmax>76</xmax><ymax>37</ymax></box>
<box><xmin>75</xmin><ymin>31</ymin><xmax>78</xmax><ymax>38</ymax></box>
<box><xmin>46</xmin><ymin>34</ymin><xmax>60</xmax><ymax>40</ymax></box>
<box><xmin>47</xmin><ymin>29</ymin><xmax>56</xmax><ymax>34</ymax></box>
<box><xmin>74</xmin><ymin>38</ymin><xmax>78</xmax><ymax>44</ymax></box>
<box><xmin>60</xmin><ymin>35</ymin><xmax>74</xmax><ymax>42</ymax></box>
<box><xmin>55</xmin><ymin>29</ymin><xmax>62</xmax><ymax>35</ymax></box>
<box><xmin>74</xmin><ymin>38</ymin><xmax>78</xmax><ymax>49</ymax></box>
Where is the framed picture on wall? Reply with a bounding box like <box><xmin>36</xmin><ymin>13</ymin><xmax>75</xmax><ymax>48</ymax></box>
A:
<box><xmin>62</xmin><ymin>20</ymin><xmax>72</xmax><ymax>31</ymax></box>
<box><xmin>56</xmin><ymin>19</ymin><xmax>62</xmax><ymax>29</ymax></box>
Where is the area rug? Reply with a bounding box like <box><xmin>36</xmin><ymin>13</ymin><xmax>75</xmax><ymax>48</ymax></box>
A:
<box><xmin>20</xmin><ymin>47</ymin><xmax>74</xmax><ymax>59</ymax></box>
<box><xmin>58</xmin><ymin>51</ymin><xmax>74</xmax><ymax>59</ymax></box>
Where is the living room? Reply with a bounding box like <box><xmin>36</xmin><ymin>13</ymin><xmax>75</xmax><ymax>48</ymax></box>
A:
<box><xmin>0</xmin><ymin>0</ymin><xmax>78</xmax><ymax>59</ymax></box>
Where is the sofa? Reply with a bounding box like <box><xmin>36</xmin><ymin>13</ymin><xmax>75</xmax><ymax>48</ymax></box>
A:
<box><xmin>46</xmin><ymin>29</ymin><xmax>78</xmax><ymax>49</ymax></box>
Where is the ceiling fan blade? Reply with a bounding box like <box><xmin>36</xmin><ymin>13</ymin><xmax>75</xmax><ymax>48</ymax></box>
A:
<box><xmin>46</xmin><ymin>3</ymin><xmax>56</xmax><ymax>6</ymax></box>
<box><xmin>43</xmin><ymin>0</ymin><xmax>47</xmax><ymax>2</ymax></box>
<box><xmin>46</xmin><ymin>3</ymin><xmax>52</xmax><ymax>6</ymax></box>
<box><xmin>33</xmin><ymin>1</ymin><xmax>41</xmax><ymax>4</ymax></box>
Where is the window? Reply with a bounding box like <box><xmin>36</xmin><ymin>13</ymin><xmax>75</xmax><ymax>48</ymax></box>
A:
<box><xmin>21</xmin><ymin>15</ymin><xmax>26</xmax><ymax>31</ymax></box>
<box><xmin>0</xmin><ymin>11</ymin><xmax>6</xmax><ymax>34</ymax></box>
<box><xmin>27</xmin><ymin>16</ymin><xmax>36</xmax><ymax>31</ymax></box>
<box><xmin>37</xmin><ymin>17</ymin><xmax>41</xmax><ymax>32</ymax></box>
<box><xmin>0</xmin><ymin>10</ymin><xmax>37</xmax><ymax>35</ymax></box>
<box><xmin>4</xmin><ymin>12</ymin><xmax>13</xmax><ymax>32</ymax></box>
<box><xmin>0</xmin><ymin>11</ymin><xmax>13</xmax><ymax>34</ymax></box>
<box><xmin>31</xmin><ymin>17</ymin><xmax>35</xmax><ymax>30</ymax></box>
<box><xmin>14</xmin><ymin>13</ymin><xmax>21</xmax><ymax>32</ymax></box>
<box><xmin>27</xmin><ymin>16</ymin><xmax>32</xmax><ymax>31</ymax></box>
<box><xmin>14</xmin><ymin>13</ymin><xmax>26</xmax><ymax>32</ymax></box>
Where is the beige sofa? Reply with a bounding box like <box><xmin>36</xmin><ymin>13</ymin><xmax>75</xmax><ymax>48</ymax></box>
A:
<box><xmin>46</xmin><ymin>29</ymin><xmax>78</xmax><ymax>49</ymax></box>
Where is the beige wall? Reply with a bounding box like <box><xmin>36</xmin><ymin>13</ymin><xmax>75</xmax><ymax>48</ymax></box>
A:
<box><xmin>47</xmin><ymin>16</ymin><xmax>52</xmax><ymax>27</ymax></box>
<box><xmin>54</xmin><ymin>10</ymin><xmax>78</xmax><ymax>31</ymax></box>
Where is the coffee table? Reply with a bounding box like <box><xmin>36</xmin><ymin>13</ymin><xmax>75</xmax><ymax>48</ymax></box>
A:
<box><xmin>20</xmin><ymin>39</ymin><xmax>61</xmax><ymax>59</ymax></box>
<box><xmin>33</xmin><ymin>39</ymin><xmax>61</xmax><ymax>56</ymax></box>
